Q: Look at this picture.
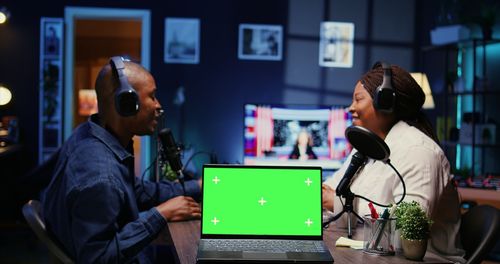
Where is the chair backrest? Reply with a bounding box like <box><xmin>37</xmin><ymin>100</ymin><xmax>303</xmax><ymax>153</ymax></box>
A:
<box><xmin>460</xmin><ymin>204</ymin><xmax>500</xmax><ymax>264</ymax></box>
<box><xmin>22</xmin><ymin>200</ymin><xmax>74</xmax><ymax>264</ymax></box>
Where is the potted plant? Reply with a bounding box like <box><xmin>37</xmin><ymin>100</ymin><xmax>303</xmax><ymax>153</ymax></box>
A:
<box><xmin>394</xmin><ymin>201</ymin><xmax>433</xmax><ymax>260</ymax></box>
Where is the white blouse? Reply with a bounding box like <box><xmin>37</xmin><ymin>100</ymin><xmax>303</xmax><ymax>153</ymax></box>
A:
<box><xmin>324</xmin><ymin>121</ymin><xmax>465</xmax><ymax>259</ymax></box>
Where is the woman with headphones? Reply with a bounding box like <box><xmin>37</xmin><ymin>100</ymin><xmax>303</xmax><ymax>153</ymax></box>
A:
<box><xmin>322</xmin><ymin>62</ymin><xmax>464</xmax><ymax>260</ymax></box>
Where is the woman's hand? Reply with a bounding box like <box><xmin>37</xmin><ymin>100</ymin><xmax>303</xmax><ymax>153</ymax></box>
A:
<box><xmin>322</xmin><ymin>184</ymin><xmax>335</xmax><ymax>212</ymax></box>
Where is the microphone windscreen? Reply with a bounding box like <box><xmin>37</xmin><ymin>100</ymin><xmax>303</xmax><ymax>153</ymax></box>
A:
<box><xmin>345</xmin><ymin>126</ymin><xmax>390</xmax><ymax>161</ymax></box>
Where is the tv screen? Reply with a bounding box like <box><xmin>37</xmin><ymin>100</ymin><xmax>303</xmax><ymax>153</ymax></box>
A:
<box><xmin>244</xmin><ymin>104</ymin><xmax>352</xmax><ymax>170</ymax></box>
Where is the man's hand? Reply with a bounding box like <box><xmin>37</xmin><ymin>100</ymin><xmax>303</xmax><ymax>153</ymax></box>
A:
<box><xmin>322</xmin><ymin>184</ymin><xmax>335</xmax><ymax>212</ymax></box>
<box><xmin>156</xmin><ymin>196</ymin><xmax>201</xmax><ymax>221</ymax></box>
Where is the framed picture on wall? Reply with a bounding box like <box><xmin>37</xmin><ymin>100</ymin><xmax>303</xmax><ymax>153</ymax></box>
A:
<box><xmin>39</xmin><ymin>17</ymin><xmax>64</xmax><ymax>164</ymax></box>
<box><xmin>319</xmin><ymin>22</ymin><xmax>354</xmax><ymax>68</ymax></box>
<box><xmin>43</xmin><ymin>21</ymin><xmax>62</xmax><ymax>56</ymax></box>
<box><xmin>238</xmin><ymin>24</ymin><xmax>283</xmax><ymax>61</ymax></box>
<box><xmin>164</xmin><ymin>18</ymin><xmax>200</xmax><ymax>64</ymax></box>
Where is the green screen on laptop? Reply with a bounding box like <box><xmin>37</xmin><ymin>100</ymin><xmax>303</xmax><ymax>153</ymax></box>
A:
<box><xmin>201</xmin><ymin>166</ymin><xmax>322</xmax><ymax>236</ymax></box>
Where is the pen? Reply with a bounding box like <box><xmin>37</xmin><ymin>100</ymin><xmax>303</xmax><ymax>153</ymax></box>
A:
<box><xmin>368</xmin><ymin>202</ymin><xmax>379</xmax><ymax>220</ymax></box>
<box><xmin>368</xmin><ymin>208</ymin><xmax>389</xmax><ymax>250</ymax></box>
<box><xmin>368</xmin><ymin>204</ymin><xmax>397</xmax><ymax>250</ymax></box>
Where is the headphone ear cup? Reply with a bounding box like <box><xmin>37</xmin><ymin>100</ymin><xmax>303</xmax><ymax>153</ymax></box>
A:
<box><xmin>115</xmin><ymin>88</ymin><xmax>139</xmax><ymax>117</ymax></box>
<box><xmin>374</xmin><ymin>86</ymin><xmax>396</xmax><ymax>113</ymax></box>
<box><xmin>372</xmin><ymin>61</ymin><xmax>395</xmax><ymax>113</ymax></box>
<box><xmin>110</xmin><ymin>56</ymin><xmax>139</xmax><ymax>116</ymax></box>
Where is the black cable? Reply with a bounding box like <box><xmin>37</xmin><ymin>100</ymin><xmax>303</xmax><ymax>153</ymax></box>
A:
<box><xmin>388</xmin><ymin>159</ymin><xmax>406</xmax><ymax>205</ymax></box>
<box><xmin>353</xmin><ymin>159</ymin><xmax>406</xmax><ymax>207</ymax></box>
<box><xmin>323</xmin><ymin>197</ymin><xmax>346</xmax><ymax>229</ymax></box>
<box><xmin>140</xmin><ymin>152</ymin><xmax>159</xmax><ymax>200</ymax></box>
<box><xmin>323</xmin><ymin>158</ymin><xmax>407</xmax><ymax>229</ymax></box>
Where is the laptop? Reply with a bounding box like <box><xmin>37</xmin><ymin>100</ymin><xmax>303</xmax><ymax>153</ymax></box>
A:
<box><xmin>196</xmin><ymin>164</ymin><xmax>334</xmax><ymax>263</ymax></box>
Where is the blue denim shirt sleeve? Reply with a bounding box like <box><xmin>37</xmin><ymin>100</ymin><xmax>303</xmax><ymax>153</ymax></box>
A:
<box><xmin>69</xmin><ymin>180</ymin><xmax>167</xmax><ymax>263</ymax></box>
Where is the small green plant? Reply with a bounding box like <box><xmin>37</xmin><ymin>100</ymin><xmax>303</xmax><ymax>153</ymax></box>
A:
<box><xmin>395</xmin><ymin>201</ymin><xmax>433</xmax><ymax>240</ymax></box>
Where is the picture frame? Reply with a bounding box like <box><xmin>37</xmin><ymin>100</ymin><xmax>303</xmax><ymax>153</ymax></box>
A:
<box><xmin>78</xmin><ymin>89</ymin><xmax>98</xmax><ymax>116</ymax></box>
<box><xmin>39</xmin><ymin>17</ymin><xmax>64</xmax><ymax>164</ymax></box>
<box><xmin>319</xmin><ymin>22</ymin><xmax>354</xmax><ymax>68</ymax></box>
<box><xmin>43</xmin><ymin>21</ymin><xmax>63</xmax><ymax>56</ymax></box>
<box><xmin>238</xmin><ymin>23</ymin><xmax>283</xmax><ymax>61</ymax></box>
<box><xmin>164</xmin><ymin>18</ymin><xmax>200</xmax><ymax>64</ymax></box>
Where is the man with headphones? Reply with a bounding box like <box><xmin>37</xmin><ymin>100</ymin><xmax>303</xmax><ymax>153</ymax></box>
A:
<box><xmin>42</xmin><ymin>57</ymin><xmax>202</xmax><ymax>263</ymax></box>
<box><xmin>322</xmin><ymin>61</ymin><xmax>463</xmax><ymax>260</ymax></box>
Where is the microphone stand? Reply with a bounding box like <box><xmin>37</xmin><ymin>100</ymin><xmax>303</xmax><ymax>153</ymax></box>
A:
<box><xmin>334</xmin><ymin>188</ymin><xmax>364</xmax><ymax>238</ymax></box>
<box><xmin>176</xmin><ymin>169</ymin><xmax>186</xmax><ymax>195</ymax></box>
<box><xmin>323</xmin><ymin>187</ymin><xmax>364</xmax><ymax>239</ymax></box>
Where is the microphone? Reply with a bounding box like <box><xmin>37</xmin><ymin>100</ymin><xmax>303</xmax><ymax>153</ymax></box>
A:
<box><xmin>325</xmin><ymin>125</ymin><xmax>403</xmax><ymax>236</ymax></box>
<box><xmin>336</xmin><ymin>151</ymin><xmax>366</xmax><ymax>196</ymax></box>
<box><xmin>326</xmin><ymin>150</ymin><xmax>366</xmax><ymax>235</ymax></box>
<box><xmin>158</xmin><ymin>128</ymin><xmax>186</xmax><ymax>194</ymax></box>
<box><xmin>344</xmin><ymin>125</ymin><xmax>406</xmax><ymax>206</ymax></box>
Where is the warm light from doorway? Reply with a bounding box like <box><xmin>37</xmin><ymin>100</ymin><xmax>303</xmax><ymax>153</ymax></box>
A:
<box><xmin>410</xmin><ymin>72</ymin><xmax>435</xmax><ymax>109</ymax></box>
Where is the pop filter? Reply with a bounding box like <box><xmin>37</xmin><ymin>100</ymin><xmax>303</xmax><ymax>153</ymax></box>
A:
<box><xmin>345</xmin><ymin>126</ymin><xmax>390</xmax><ymax>161</ymax></box>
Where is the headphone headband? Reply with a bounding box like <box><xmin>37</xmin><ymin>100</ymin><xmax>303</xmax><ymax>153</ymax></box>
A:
<box><xmin>110</xmin><ymin>56</ymin><xmax>125</xmax><ymax>77</ymax></box>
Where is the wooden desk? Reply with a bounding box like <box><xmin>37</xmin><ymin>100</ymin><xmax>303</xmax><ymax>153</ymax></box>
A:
<box><xmin>165</xmin><ymin>220</ymin><xmax>451</xmax><ymax>264</ymax></box>
<box><xmin>458</xmin><ymin>187</ymin><xmax>500</xmax><ymax>209</ymax></box>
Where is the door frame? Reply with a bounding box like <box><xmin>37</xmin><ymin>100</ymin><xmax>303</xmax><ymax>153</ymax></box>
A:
<box><xmin>64</xmin><ymin>6</ymin><xmax>151</xmax><ymax>174</ymax></box>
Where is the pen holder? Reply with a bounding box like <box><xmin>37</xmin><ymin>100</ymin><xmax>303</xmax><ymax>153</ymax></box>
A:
<box><xmin>362</xmin><ymin>214</ymin><xmax>396</xmax><ymax>256</ymax></box>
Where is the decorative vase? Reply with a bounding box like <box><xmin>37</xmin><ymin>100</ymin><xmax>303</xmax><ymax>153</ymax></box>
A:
<box><xmin>401</xmin><ymin>238</ymin><xmax>428</xmax><ymax>261</ymax></box>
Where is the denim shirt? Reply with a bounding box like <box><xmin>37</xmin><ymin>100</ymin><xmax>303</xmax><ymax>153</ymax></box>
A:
<box><xmin>42</xmin><ymin>115</ymin><xmax>200</xmax><ymax>263</ymax></box>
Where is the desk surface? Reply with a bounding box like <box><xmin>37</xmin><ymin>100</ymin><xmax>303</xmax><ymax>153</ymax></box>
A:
<box><xmin>164</xmin><ymin>220</ymin><xmax>451</xmax><ymax>264</ymax></box>
<box><xmin>458</xmin><ymin>187</ymin><xmax>500</xmax><ymax>209</ymax></box>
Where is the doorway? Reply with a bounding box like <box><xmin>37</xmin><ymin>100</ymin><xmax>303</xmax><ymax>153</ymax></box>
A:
<box><xmin>64</xmin><ymin>7</ymin><xmax>151</xmax><ymax>176</ymax></box>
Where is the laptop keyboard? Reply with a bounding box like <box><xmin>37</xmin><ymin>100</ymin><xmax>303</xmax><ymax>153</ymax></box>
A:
<box><xmin>201</xmin><ymin>239</ymin><xmax>328</xmax><ymax>253</ymax></box>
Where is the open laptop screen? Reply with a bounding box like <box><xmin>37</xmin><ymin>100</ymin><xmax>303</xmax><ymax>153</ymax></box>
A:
<box><xmin>201</xmin><ymin>165</ymin><xmax>322</xmax><ymax>237</ymax></box>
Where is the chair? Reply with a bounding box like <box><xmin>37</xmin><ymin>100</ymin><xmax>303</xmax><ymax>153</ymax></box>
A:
<box><xmin>22</xmin><ymin>200</ymin><xmax>74</xmax><ymax>264</ymax></box>
<box><xmin>460</xmin><ymin>204</ymin><xmax>500</xmax><ymax>264</ymax></box>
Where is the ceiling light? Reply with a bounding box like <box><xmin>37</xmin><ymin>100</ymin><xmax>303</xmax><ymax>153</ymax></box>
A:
<box><xmin>0</xmin><ymin>7</ymin><xmax>10</xmax><ymax>24</ymax></box>
<box><xmin>0</xmin><ymin>85</ymin><xmax>12</xmax><ymax>106</ymax></box>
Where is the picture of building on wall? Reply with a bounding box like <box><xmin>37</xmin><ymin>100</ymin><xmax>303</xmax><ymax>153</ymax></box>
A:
<box><xmin>238</xmin><ymin>24</ymin><xmax>283</xmax><ymax>61</ymax></box>
<box><xmin>164</xmin><ymin>18</ymin><xmax>200</xmax><ymax>64</ymax></box>
<box><xmin>319</xmin><ymin>22</ymin><xmax>354</xmax><ymax>68</ymax></box>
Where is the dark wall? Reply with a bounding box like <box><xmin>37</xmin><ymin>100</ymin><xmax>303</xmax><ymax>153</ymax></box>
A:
<box><xmin>0</xmin><ymin>0</ymin><xmax>290</xmax><ymax>172</ymax></box>
<box><xmin>154</xmin><ymin>1</ymin><xmax>289</xmax><ymax>166</ymax></box>
<box><xmin>0</xmin><ymin>0</ymin><xmax>438</xmax><ymax>176</ymax></box>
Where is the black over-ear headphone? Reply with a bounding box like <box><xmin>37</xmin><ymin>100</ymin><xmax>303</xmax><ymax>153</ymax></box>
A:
<box><xmin>110</xmin><ymin>56</ymin><xmax>139</xmax><ymax>116</ymax></box>
<box><xmin>372</xmin><ymin>61</ymin><xmax>396</xmax><ymax>113</ymax></box>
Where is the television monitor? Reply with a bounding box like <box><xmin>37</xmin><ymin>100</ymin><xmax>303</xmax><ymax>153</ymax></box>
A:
<box><xmin>244</xmin><ymin>104</ymin><xmax>352</xmax><ymax>170</ymax></box>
